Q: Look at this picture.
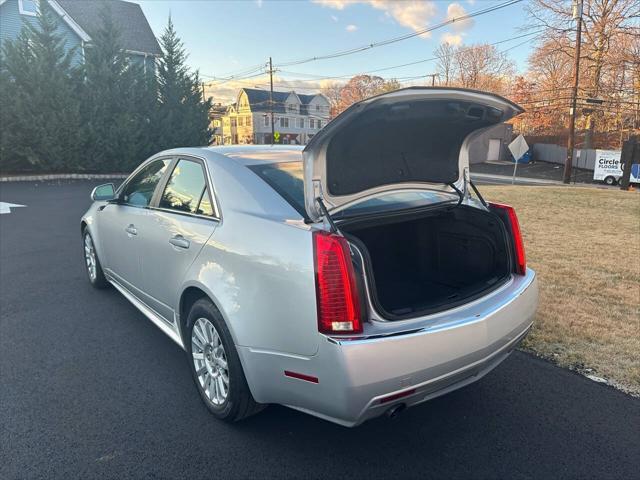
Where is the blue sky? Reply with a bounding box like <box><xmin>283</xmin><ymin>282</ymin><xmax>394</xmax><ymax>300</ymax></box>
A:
<box><xmin>135</xmin><ymin>0</ymin><xmax>533</xmax><ymax>102</ymax></box>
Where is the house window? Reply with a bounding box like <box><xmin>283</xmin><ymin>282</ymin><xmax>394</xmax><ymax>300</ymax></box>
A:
<box><xmin>238</xmin><ymin>117</ymin><xmax>244</xmax><ymax>127</ymax></box>
<box><xmin>298</xmin><ymin>118</ymin><xmax>304</xmax><ymax>129</ymax></box>
<box><xmin>316</xmin><ymin>105</ymin><xmax>320</xmax><ymax>111</ymax></box>
<box><xmin>280</xmin><ymin>117</ymin><xmax>289</xmax><ymax>128</ymax></box>
<box><xmin>309</xmin><ymin>119</ymin><xmax>315</xmax><ymax>129</ymax></box>
<box><xmin>317</xmin><ymin>120</ymin><xmax>322</xmax><ymax>129</ymax></box>
<box><xmin>263</xmin><ymin>115</ymin><xmax>269</xmax><ymax>127</ymax></box>
<box><xmin>287</xmin><ymin>103</ymin><xmax>297</xmax><ymax>113</ymax></box>
<box><xmin>230</xmin><ymin>118</ymin><xmax>237</xmax><ymax>127</ymax></box>
<box><xmin>19</xmin><ymin>0</ymin><xmax>38</xmax><ymax>16</ymax></box>
<box><xmin>245</xmin><ymin>116</ymin><xmax>252</xmax><ymax>127</ymax></box>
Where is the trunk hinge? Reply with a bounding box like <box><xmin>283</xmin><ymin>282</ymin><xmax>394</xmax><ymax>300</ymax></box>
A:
<box><xmin>448</xmin><ymin>182</ymin><xmax>464</xmax><ymax>206</ymax></box>
<box><xmin>462</xmin><ymin>168</ymin><xmax>487</xmax><ymax>207</ymax></box>
<box><xmin>313</xmin><ymin>180</ymin><xmax>338</xmax><ymax>233</ymax></box>
<box><xmin>316</xmin><ymin>197</ymin><xmax>338</xmax><ymax>233</ymax></box>
<box><xmin>469</xmin><ymin>180</ymin><xmax>488</xmax><ymax>207</ymax></box>
<box><xmin>463</xmin><ymin>168</ymin><xmax>472</xmax><ymax>202</ymax></box>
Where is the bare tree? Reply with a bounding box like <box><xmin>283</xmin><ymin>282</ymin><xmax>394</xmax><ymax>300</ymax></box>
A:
<box><xmin>526</xmin><ymin>0</ymin><xmax>640</xmax><ymax>147</ymax></box>
<box><xmin>321</xmin><ymin>81</ymin><xmax>343</xmax><ymax>118</ymax></box>
<box><xmin>453</xmin><ymin>44</ymin><xmax>515</xmax><ymax>93</ymax></box>
<box><xmin>434</xmin><ymin>42</ymin><xmax>457</xmax><ymax>86</ymax></box>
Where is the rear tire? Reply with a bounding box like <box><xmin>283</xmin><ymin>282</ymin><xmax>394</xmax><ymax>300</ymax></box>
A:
<box><xmin>82</xmin><ymin>228</ymin><xmax>108</xmax><ymax>289</ymax></box>
<box><xmin>186</xmin><ymin>299</ymin><xmax>264</xmax><ymax>422</ymax></box>
<box><xmin>604</xmin><ymin>176</ymin><xmax>616</xmax><ymax>186</ymax></box>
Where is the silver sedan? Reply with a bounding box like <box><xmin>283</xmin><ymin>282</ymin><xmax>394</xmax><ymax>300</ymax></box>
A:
<box><xmin>81</xmin><ymin>88</ymin><xmax>538</xmax><ymax>426</ymax></box>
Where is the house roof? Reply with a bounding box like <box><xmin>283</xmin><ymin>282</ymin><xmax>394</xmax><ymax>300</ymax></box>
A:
<box><xmin>240</xmin><ymin>88</ymin><xmax>326</xmax><ymax>115</ymax></box>
<box><xmin>55</xmin><ymin>0</ymin><xmax>162</xmax><ymax>56</ymax></box>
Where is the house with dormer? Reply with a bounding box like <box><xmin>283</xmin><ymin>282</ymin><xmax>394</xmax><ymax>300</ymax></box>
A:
<box><xmin>0</xmin><ymin>0</ymin><xmax>162</xmax><ymax>71</ymax></box>
<box><xmin>221</xmin><ymin>88</ymin><xmax>331</xmax><ymax>145</ymax></box>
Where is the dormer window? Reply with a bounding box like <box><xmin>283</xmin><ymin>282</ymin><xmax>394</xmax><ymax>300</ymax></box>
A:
<box><xmin>19</xmin><ymin>0</ymin><xmax>39</xmax><ymax>16</ymax></box>
<box><xmin>286</xmin><ymin>103</ymin><xmax>297</xmax><ymax>113</ymax></box>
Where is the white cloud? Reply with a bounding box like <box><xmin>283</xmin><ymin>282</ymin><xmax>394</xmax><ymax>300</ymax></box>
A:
<box><xmin>313</xmin><ymin>0</ymin><xmax>438</xmax><ymax>36</ymax></box>
<box><xmin>440</xmin><ymin>32</ymin><xmax>463</xmax><ymax>46</ymax></box>
<box><xmin>446</xmin><ymin>2</ymin><xmax>474</xmax><ymax>32</ymax></box>
<box><xmin>331</xmin><ymin>14</ymin><xmax>339</xmax><ymax>22</ymax></box>
<box><xmin>346</xmin><ymin>24</ymin><xmax>358</xmax><ymax>32</ymax></box>
<box><xmin>313</xmin><ymin>0</ymin><xmax>348</xmax><ymax>10</ymax></box>
<box><xmin>256</xmin><ymin>0</ymin><xmax>263</xmax><ymax>7</ymax></box>
<box><xmin>370</xmin><ymin>0</ymin><xmax>437</xmax><ymax>34</ymax></box>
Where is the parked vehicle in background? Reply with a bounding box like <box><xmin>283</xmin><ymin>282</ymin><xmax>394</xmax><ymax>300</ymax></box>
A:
<box><xmin>593</xmin><ymin>149</ymin><xmax>640</xmax><ymax>185</ymax></box>
<box><xmin>81</xmin><ymin>88</ymin><xmax>538</xmax><ymax>427</ymax></box>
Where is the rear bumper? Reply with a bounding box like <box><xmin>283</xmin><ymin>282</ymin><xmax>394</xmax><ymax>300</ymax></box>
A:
<box><xmin>238</xmin><ymin>268</ymin><xmax>538</xmax><ymax>427</ymax></box>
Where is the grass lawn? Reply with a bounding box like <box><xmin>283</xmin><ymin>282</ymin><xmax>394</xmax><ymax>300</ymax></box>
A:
<box><xmin>481</xmin><ymin>185</ymin><xmax>640</xmax><ymax>395</ymax></box>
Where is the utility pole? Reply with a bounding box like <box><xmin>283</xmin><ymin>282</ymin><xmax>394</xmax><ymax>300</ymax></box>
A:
<box><xmin>268</xmin><ymin>57</ymin><xmax>275</xmax><ymax>145</ymax></box>
<box><xmin>564</xmin><ymin>0</ymin><xmax>584</xmax><ymax>184</ymax></box>
<box><xmin>426</xmin><ymin>73</ymin><xmax>439</xmax><ymax>87</ymax></box>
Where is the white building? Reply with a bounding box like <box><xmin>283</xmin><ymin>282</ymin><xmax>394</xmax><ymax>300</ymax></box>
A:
<box><xmin>222</xmin><ymin>88</ymin><xmax>331</xmax><ymax>145</ymax></box>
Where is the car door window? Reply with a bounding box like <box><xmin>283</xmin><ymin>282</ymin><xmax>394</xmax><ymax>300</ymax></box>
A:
<box><xmin>159</xmin><ymin>159</ymin><xmax>214</xmax><ymax>216</ymax></box>
<box><xmin>121</xmin><ymin>159</ymin><xmax>171</xmax><ymax>207</ymax></box>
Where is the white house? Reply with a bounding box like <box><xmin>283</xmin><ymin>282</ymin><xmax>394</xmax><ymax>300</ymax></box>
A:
<box><xmin>222</xmin><ymin>88</ymin><xmax>331</xmax><ymax>145</ymax></box>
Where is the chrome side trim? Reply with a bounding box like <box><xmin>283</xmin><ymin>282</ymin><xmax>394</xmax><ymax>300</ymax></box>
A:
<box><xmin>147</xmin><ymin>206</ymin><xmax>221</xmax><ymax>223</ymax></box>
<box><xmin>108</xmin><ymin>277</ymin><xmax>185</xmax><ymax>350</ymax></box>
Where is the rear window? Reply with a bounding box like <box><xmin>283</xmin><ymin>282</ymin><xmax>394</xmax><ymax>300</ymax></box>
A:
<box><xmin>248</xmin><ymin>162</ymin><xmax>307</xmax><ymax>218</ymax></box>
<box><xmin>248</xmin><ymin>161</ymin><xmax>457</xmax><ymax>220</ymax></box>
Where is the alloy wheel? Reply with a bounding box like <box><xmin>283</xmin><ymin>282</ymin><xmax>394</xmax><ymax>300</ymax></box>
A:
<box><xmin>192</xmin><ymin>318</ymin><xmax>229</xmax><ymax>405</ymax></box>
<box><xmin>84</xmin><ymin>234</ymin><xmax>97</xmax><ymax>281</ymax></box>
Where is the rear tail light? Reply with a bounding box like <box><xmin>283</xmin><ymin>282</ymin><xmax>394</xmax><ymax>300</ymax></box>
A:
<box><xmin>313</xmin><ymin>231</ymin><xmax>362</xmax><ymax>334</ymax></box>
<box><xmin>490</xmin><ymin>203</ymin><xmax>526</xmax><ymax>275</ymax></box>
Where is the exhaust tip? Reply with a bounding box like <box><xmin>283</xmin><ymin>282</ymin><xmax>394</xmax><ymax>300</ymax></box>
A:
<box><xmin>386</xmin><ymin>403</ymin><xmax>406</xmax><ymax>419</ymax></box>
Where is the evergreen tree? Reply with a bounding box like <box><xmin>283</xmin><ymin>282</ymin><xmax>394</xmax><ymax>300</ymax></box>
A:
<box><xmin>128</xmin><ymin>62</ymin><xmax>160</xmax><ymax>168</ymax></box>
<box><xmin>80</xmin><ymin>5</ymin><xmax>139</xmax><ymax>172</ymax></box>
<box><xmin>0</xmin><ymin>0</ymin><xmax>82</xmax><ymax>172</ymax></box>
<box><xmin>156</xmin><ymin>17</ymin><xmax>211</xmax><ymax>150</ymax></box>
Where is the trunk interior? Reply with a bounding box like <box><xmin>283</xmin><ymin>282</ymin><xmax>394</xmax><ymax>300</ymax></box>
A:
<box><xmin>341</xmin><ymin>205</ymin><xmax>512</xmax><ymax>320</ymax></box>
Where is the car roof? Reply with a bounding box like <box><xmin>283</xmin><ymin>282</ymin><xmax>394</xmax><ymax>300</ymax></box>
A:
<box><xmin>158</xmin><ymin>145</ymin><xmax>305</xmax><ymax>167</ymax></box>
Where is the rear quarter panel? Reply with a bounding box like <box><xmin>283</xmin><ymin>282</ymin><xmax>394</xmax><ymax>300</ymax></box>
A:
<box><xmin>179</xmin><ymin>155</ymin><xmax>319</xmax><ymax>357</ymax></box>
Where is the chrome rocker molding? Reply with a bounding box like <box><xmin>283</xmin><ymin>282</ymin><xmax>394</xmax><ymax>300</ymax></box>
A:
<box><xmin>107</xmin><ymin>274</ymin><xmax>185</xmax><ymax>349</ymax></box>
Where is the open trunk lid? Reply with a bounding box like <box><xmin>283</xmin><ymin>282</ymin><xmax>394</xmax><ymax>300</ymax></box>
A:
<box><xmin>303</xmin><ymin>87</ymin><xmax>523</xmax><ymax>222</ymax></box>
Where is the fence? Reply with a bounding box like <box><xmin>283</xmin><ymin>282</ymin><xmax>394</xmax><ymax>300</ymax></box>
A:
<box><xmin>532</xmin><ymin>143</ymin><xmax>597</xmax><ymax>171</ymax></box>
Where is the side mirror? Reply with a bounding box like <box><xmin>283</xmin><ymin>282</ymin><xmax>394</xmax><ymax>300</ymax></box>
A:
<box><xmin>91</xmin><ymin>183</ymin><xmax>116</xmax><ymax>202</ymax></box>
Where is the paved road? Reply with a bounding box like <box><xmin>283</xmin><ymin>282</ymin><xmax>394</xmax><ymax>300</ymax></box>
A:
<box><xmin>1</xmin><ymin>180</ymin><xmax>639</xmax><ymax>480</ymax></box>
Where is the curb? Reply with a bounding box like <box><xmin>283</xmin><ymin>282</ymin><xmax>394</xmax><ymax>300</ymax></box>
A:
<box><xmin>0</xmin><ymin>173</ymin><xmax>128</xmax><ymax>182</ymax></box>
<box><xmin>471</xmin><ymin>172</ymin><xmax>566</xmax><ymax>185</ymax></box>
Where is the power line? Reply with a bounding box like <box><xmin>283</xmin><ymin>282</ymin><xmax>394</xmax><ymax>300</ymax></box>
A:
<box><xmin>274</xmin><ymin>0</ymin><xmax>525</xmax><ymax>68</ymax></box>
<box><xmin>204</xmin><ymin>27</ymin><xmax>558</xmax><ymax>89</ymax></box>
<box><xmin>279</xmin><ymin>29</ymin><xmax>546</xmax><ymax>82</ymax></box>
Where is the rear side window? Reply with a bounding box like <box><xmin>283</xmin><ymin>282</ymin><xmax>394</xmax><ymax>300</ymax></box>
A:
<box><xmin>122</xmin><ymin>159</ymin><xmax>171</xmax><ymax>207</ymax></box>
<box><xmin>160</xmin><ymin>159</ymin><xmax>214</xmax><ymax>216</ymax></box>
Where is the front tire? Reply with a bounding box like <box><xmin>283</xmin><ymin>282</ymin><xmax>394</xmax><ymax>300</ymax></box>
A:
<box><xmin>83</xmin><ymin>228</ymin><xmax>108</xmax><ymax>289</ymax></box>
<box><xmin>186</xmin><ymin>299</ymin><xmax>264</xmax><ymax>422</ymax></box>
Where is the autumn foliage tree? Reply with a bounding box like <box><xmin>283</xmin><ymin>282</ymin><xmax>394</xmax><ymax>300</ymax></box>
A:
<box><xmin>322</xmin><ymin>75</ymin><xmax>401</xmax><ymax>117</ymax></box>
<box><xmin>525</xmin><ymin>0</ymin><xmax>640</xmax><ymax>147</ymax></box>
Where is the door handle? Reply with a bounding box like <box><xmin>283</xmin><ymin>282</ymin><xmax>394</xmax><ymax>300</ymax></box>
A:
<box><xmin>125</xmin><ymin>224</ymin><xmax>137</xmax><ymax>236</ymax></box>
<box><xmin>169</xmin><ymin>235</ymin><xmax>190</xmax><ymax>249</ymax></box>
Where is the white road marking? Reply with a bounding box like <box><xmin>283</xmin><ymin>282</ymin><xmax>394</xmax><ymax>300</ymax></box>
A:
<box><xmin>0</xmin><ymin>202</ymin><xmax>26</xmax><ymax>214</ymax></box>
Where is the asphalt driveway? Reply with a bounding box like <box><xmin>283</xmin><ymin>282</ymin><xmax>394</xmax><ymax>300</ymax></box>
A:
<box><xmin>1</xmin><ymin>180</ymin><xmax>638</xmax><ymax>479</ymax></box>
